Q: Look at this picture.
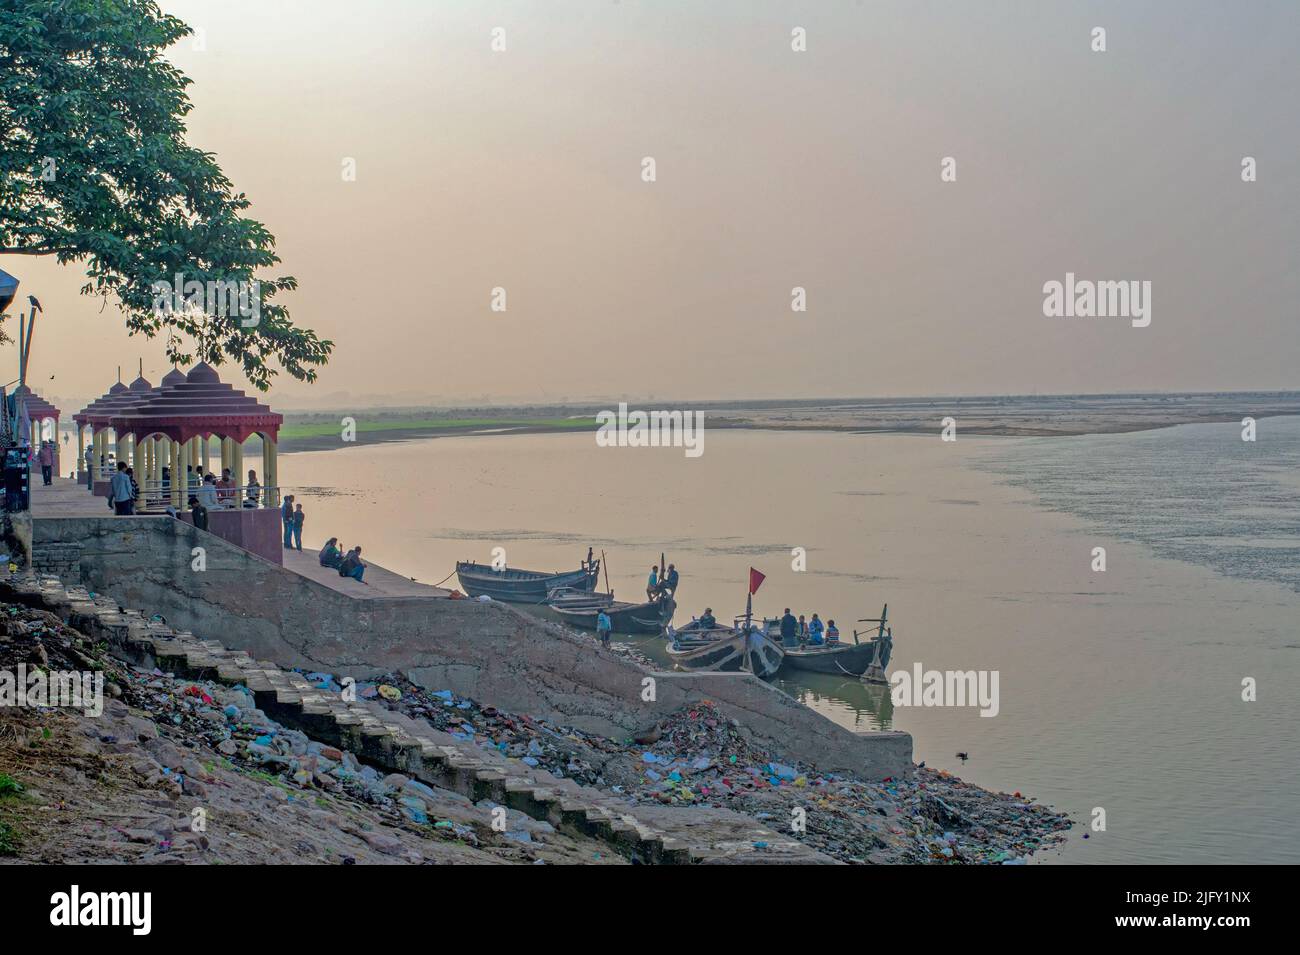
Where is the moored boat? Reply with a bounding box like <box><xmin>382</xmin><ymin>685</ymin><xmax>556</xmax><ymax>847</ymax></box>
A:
<box><xmin>767</xmin><ymin>604</ymin><xmax>894</xmax><ymax>679</ymax></box>
<box><xmin>456</xmin><ymin>551</ymin><xmax>600</xmax><ymax>603</ymax></box>
<box><xmin>552</xmin><ymin>595</ymin><xmax>675</xmax><ymax>634</ymax></box>
<box><xmin>665</xmin><ymin>619</ymin><xmax>785</xmax><ymax>680</ymax></box>
<box><xmin>780</xmin><ymin>636</ymin><xmax>892</xmax><ymax>676</ymax></box>
<box><xmin>545</xmin><ymin>586</ymin><xmax>614</xmax><ymax>611</ymax></box>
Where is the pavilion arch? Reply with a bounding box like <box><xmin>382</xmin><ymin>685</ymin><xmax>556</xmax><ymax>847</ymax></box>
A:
<box><xmin>13</xmin><ymin>384</ymin><xmax>62</xmax><ymax>470</ymax></box>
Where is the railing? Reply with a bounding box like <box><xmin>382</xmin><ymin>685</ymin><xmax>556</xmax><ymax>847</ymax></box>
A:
<box><xmin>134</xmin><ymin>480</ymin><xmax>281</xmax><ymax>513</ymax></box>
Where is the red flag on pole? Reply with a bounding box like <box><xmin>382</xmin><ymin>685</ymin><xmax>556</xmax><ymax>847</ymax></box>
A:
<box><xmin>748</xmin><ymin>567</ymin><xmax>766</xmax><ymax>595</ymax></box>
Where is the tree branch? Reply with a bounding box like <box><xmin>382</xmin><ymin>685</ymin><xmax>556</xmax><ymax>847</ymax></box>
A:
<box><xmin>0</xmin><ymin>247</ymin><xmax>77</xmax><ymax>256</ymax></box>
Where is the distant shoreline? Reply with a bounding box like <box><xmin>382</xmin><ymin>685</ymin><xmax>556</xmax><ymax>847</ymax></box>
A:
<box><xmin>278</xmin><ymin>404</ymin><xmax>1300</xmax><ymax>454</ymax></box>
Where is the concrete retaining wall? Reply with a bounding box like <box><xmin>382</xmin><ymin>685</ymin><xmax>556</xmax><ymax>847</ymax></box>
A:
<box><xmin>30</xmin><ymin>515</ymin><xmax>911</xmax><ymax>778</ymax></box>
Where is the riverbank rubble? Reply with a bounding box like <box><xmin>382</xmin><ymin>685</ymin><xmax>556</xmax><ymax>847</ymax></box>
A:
<box><xmin>352</xmin><ymin>671</ymin><xmax>1072</xmax><ymax>864</ymax></box>
<box><xmin>0</xmin><ymin>601</ymin><xmax>621</xmax><ymax>864</ymax></box>
<box><xmin>0</xmin><ymin>593</ymin><xmax>1067</xmax><ymax>865</ymax></box>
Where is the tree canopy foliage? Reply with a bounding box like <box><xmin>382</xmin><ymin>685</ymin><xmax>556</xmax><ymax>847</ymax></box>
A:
<box><xmin>0</xmin><ymin>0</ymin><xmax>331</xmax><ymax>389</ymax></box>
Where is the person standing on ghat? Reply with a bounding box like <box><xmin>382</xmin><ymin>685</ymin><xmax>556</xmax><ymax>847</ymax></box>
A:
<box><xmin>37</xmin><ymin>441</ymin><xmax>54</xmax><ymax>486</ymax></box>
<box><xmin>109</xmin><ymin>461</ymin><xmax>134</xmax><ymax>515</ymax></box>
<box><xmin>281</xmin><ymin>494</ymin><xmax>295</xmax><ymax>548</ymax></box>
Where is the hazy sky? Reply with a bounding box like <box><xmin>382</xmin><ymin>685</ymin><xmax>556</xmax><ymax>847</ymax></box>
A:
<box><xmin>9</xmin><ymin>0</ymin><xmax>1299</xmax><ymax>412</ymax></box>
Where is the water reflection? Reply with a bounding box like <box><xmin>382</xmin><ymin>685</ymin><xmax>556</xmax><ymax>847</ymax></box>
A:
<box><xmin>772</xmin><ymin>674</ymin><xmax>895</xmax><ymax>732</ymax></box>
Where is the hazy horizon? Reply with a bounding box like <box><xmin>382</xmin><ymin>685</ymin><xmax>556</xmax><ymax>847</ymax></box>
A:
<box><xmin>6</xmin><ymin>0</ymin><xmax>1299</xmax><ymax>415</ymax></box>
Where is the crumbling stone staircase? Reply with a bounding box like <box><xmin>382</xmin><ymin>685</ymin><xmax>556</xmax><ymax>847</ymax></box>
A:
<box><xmin>3</xmin><ymin>573</ymin><xmax>831</xmax><ymax>865</ymax></box>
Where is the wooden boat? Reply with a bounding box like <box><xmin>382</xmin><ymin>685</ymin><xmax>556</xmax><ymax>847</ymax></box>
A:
<box><xmin>456</xmin><ymin>553</ymin><xmax>600</xmax><ymax>603</ymax></box>
<box><xmin>771</xmin><ymin>604</ymin><xmax>894</xmax><ymax>678</ymax></box>
<box><xmin>781</xmin><ymin>636</ymin><xmax>892</xmax><ymax>676</ymax></box>
<box><xmin>552</xmin><ymin>595</ymin><xmax>675</xmax><ymax>634</ymax></box>
<box><xmin>665</xmin><ymin>619</ymin><xmax>785</xmax><ymax>680</ymax></box>
<box><xmin>545</xmin><ymin>586</ymin><xmax>614</xmax><ymax>611</ymax></box>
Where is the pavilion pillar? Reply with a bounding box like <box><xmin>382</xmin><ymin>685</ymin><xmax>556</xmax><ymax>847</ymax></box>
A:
<box><xmin>221</xmin><ymin>437</ymin><xmax>232</xmax><ymax>474</ymax></box>
<box><xmin>265</xmin><ymin>436</ymin><xmax>278</xmax><ymax>508</ymax></box>
<box><xmin>135</xmin><ymin>436</ymin><xmax>148</xmax><ymax>502</ymax></box>
<box><xmin>76</xmin><ymin>426</ymin><xmax>85</xmax><ymax>480</ymax></box>
<box><xmin>200</xmin><ymin>436</ymin><xmax>210</xmax><ymax>475</ymax></box>
<box><xmin>170</xmin><ymin>440</ymin><xmax>182</xmax><ymax>508</ymax></box>
<box><xmin>261</xmin><ymin>438</ymin><xmax>270</xmax><ymax>508</ymax></box>
<box><xmin>181</xmin><ymin>440</ymin><xmax>193</xmax><ymax>506</ymax></box>
<box><xmin>231</xmin><ymin>438</ymin><xmax>244</xmax><ymax>492</ymax></box>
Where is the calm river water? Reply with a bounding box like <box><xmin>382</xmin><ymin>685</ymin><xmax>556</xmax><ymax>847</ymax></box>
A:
<box><xmin>279</xmin><ymin>419</ymin><xmax>1300</xmax><ymax>864</ymax></box>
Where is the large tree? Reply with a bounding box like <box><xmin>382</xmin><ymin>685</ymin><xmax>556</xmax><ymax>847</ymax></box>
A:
<box><xmin>0</xmin><ymin>0</ymin><xmax>331</xmax><ymax>389</ymax></box>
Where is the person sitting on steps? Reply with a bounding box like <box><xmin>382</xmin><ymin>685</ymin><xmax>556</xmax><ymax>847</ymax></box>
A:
<box><xmin>338</xmin><ymin>546</ymin><xmax>367</xmax><ymax>584</ymax></box>
<box><xmin>319</xmin><ymin>537</ymin><xmax>342</xmax><ymax>568</ymax></box>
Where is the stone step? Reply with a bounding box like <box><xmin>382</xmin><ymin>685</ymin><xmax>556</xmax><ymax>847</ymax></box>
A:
<box><xmin>0</xmin><ymin>571</ymin><xmax>832</xmax><ymax>865</ymax></box>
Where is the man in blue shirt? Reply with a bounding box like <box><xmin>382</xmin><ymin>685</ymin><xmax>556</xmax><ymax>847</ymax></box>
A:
<box><xmin>109</xmin><ymin>462</ymin><xmax>134</xmax><ymax>515</ymax></box>
<box><xmin>281</xmin><ymin>494</ymin><xmax>295</xmax><ymax>548</ymax></box>
<box><xmin>596</xmin><ymin>610</ymin><xmax>612</xmax><ymax>648</ymax></box>
<box><xmin>807</xmin><ymin>613</ymin><xmax>826</xmax><ymax>646</ymax></box>
<box><xmin>661</xmin><ymin>563</ymin><xmax>680</xmax><ymax>596</ymax></box>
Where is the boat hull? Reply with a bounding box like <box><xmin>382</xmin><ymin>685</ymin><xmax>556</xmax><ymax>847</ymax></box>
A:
<box><xmin>780</xmin><ymin>638</ymin><xmax>891</xmax><ymax>676</ymax></box>
<box><xmin>456</xmin><ymin>560</ymin><xmax>599</xmax><ymax>603</ymax></box>
<box><xmin>553</xmin><ymin>597</ymin><xmax>675</xmax><ymax>634</ymax></box>
<box><xmin>546</xmin><ymin>586</ymin><xmax>614</xmax><ymax>611</ymax></box>
<box><xmin>666</xmin><ymin>627</ymin><xmax>785</xmax><ymax>680</ymax></box>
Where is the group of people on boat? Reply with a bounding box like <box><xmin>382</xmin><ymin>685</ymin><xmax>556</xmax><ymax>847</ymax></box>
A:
<box><xmin>319</xmin><ymin>536</ymin><xmax>367</xmax><ymax>583</ymax></box>
<box><xmin>646</xmin><ymin>563</ymin><xmax>680</xmax><ymax>600</ymax></box>
<box><xmin>778</xmin><ymin>608</ymin><xmax>839</xmax><ymax>648</ymax></box>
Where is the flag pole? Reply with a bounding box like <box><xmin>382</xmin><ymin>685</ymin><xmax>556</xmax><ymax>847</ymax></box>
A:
<box><xmin>742</xmin><ymin>589</ymin><xmax>753</xmax><ymax>673</ymax></box>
